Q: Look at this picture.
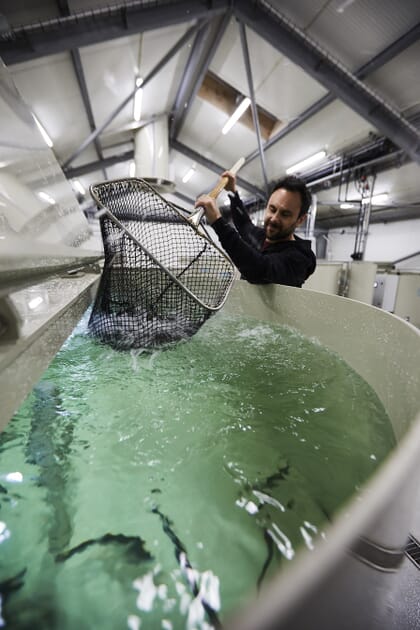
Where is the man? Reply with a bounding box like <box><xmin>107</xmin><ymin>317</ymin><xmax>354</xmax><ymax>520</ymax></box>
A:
<box><xmin>195</xmin><ymin>171</ymin><xmax>316</xmax><ymax>288</ymax></box>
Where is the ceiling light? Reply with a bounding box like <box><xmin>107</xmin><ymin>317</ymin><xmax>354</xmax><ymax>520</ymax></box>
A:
<box><xmin>38</xmin><ymin>191</ymin><xmax>55</xmax><ymax>205</ymax></box>
<box><xmin>335</xmin><ymin>0</ymin><xmax>356</xmax><ymax>13</ymax></box>
<box><xmin>182</xmin><ymin>165</ymin><xmax>196</xmax><ymax>183</ymax></box>
<box><xmin>28</xmin><ymin>296</ymin><xmax>44</xmax><ymax>310</ymax></box>
<box><xmin>340</xmin><ymin>202</ymin><xmax>355</xmax><ymax>209</ymax></box>
<box><xmin>33</xmin><ymin>114</ymin><xmax>53</xmax><ymax>148</ymax></box>
<box><xmin>370</xmin><ymin>193</ymin><xmax>389</xmax><ymax>205</ymax></box>
<box><xmin>133</xmin><ymin>77</ymin><xmax>143</xmax><ymax>122</ymax></box>
<box><xmin>286</xmin><ymin>150</ymin><xmax>327</xmax><ymax>174</ymax></box>
<box><xmin>222</xmin><ymin>97</ymin><xmax>251</xmax><ymax>135</ymax></box>
<box><xmin>73</xmin><ymin>180</ymin><xmax>85</xmax><ymax>196</ymax></box>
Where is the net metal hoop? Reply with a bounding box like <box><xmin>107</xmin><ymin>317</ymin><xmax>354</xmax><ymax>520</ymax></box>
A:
<box><xmin>90</xmin><ymin>178</ymin><xmax>235</xmax><ymax>312</ymax></box>
<box><xmin>88</xmin><ymin>177</ymin><xmax>236</xmax><ymax>349</ymax></box>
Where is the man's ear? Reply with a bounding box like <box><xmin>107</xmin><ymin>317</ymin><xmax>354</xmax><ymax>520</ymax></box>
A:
<box><xmin>296</xmin><ymin>213</ymin><xmax>307</xmax><ymax>228</ymax></box>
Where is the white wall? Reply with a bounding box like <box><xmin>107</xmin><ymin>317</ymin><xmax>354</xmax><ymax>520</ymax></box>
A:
<box><xmin>327</xmin><ymin>218</ymin><xmax>420</xmax><ymax>268</ymax></box>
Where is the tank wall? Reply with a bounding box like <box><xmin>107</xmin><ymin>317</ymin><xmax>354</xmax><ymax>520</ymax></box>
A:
<box><xmin>301</xmin><ymin>261</ymin><xmax>343</xmax><ymax>294</ymax></box>
<box><xmin>0</xmin><ymin>60</ymin><xmax>102</xmax><ymax>351</ymax></box>
<box><xmin>224</xmin><ymin>280</ymin><xmax>420</xmax><ymax>630</ymax></box>
<box><xmin>0</xmin><ymin>273</ymin><xmax>99</xmax><ymax>430</ymax></box>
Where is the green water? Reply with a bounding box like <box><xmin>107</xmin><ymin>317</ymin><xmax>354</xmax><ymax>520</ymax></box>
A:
<box><xmin>0</xmin><ymin>310</ymin><xmax>395</xmax><ymax>629</ymax></box>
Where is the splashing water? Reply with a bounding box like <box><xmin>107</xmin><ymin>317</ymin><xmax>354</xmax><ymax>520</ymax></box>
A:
<box><xmin>0</xmin><ymin>310</ymin><xmax>395</xmax><ymax>629</ymax></box>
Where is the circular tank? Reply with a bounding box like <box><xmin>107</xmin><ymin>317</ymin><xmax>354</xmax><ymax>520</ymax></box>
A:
<box><xmin>2</xmin><ymin>276</ymin><xmax>419</xmax><ymax>629</ymax></box>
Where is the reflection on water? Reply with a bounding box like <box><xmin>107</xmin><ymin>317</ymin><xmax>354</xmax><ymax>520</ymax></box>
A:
<box><xmin>0</xmin><ymin>310</ymin><xmax>395</xmax><ymax>629</ymax></box>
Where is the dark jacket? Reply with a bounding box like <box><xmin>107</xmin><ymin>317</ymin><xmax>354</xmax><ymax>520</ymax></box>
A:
<box><xmin>211</xmin><ymin>191</ymin><xmax>316</xmax><ymax>288</ymax></box>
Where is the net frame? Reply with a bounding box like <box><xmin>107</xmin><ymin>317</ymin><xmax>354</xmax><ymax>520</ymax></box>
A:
<box><xmin>88</xmin><ymin>177</ymin><xmax>236</xmax><ymax>350</ymax></box>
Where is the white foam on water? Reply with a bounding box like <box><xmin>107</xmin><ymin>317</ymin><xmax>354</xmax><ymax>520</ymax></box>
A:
<box><xmin>252</xmin><ymin>489</ymin><xmax>286</xmax><ymax>512</ymax></box>
<box><xmin>267</xmin><ymin>523</ymin><xmax>295</xmax><ymax>561</ymax></box>
<box><xmin>1</xmin><ymin>472</ymin><xmax>23</xmax><ymax>483</ymax></box>
<box><xmin>133</xmin><ymin>572</ymin><xmax>158</xmax><ymax>612</ymax></box>
<box><xmin>127</xmin><ymin>614</ymin><xmax>141</xmax><ymax>630</ymax></box>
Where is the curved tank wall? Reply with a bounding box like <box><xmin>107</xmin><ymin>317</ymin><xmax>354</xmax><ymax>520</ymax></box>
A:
<box><xmin>223</xmin><ymin>281</ymin><xmax>420</xmax><ymax>630</ymax></box>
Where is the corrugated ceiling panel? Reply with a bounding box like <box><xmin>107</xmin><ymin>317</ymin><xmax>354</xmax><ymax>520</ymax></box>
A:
<box><xmin>9</xmin><ymin>52</ymin><xmax>97</xmax><ymax>164</ymax></box>
<box><xmin>277</xmin><ymin>0</ymin><xmax>420</xmax><ymax>71</ymax></box>
<box><xmin>365</xmin><ymin>41</ymin><xmax>420</xmax><ymax>114</ymax></box>
<box><xmin>210</xmin><ymin>19</ymin><xmax>328</xmax><ymax>122</ymax></box>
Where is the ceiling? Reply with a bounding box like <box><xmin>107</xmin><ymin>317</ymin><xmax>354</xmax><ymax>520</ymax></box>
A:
<box><xmin>1</xmin><ymin>0</ymin><xmax>420</xmax><ymax>233</ymax></box>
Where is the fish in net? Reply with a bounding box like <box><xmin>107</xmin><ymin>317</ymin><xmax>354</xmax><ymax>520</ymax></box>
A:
<box><xmin>88</xmin><ymin>173</ymin><xmax>240</xmax><ymax>350</ymax></box>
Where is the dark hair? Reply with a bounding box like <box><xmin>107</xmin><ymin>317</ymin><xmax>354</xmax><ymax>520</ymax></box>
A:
<box><xmin>270</xmin><ymin>175</ymin><xmax>312</xmax><ymax>217</ymax></box>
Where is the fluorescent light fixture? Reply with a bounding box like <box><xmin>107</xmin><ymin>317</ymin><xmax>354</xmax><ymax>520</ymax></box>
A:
<box><xmin>129</xmin><ymin>161</ymin><xmax>136</xmax><ymax>177</ymax></box>
<box><xmin>33</xmin><ymin>115</ymin><xmax>53</xmax><ymax>148</ymax></box>
<box><xmin>222</xmin><ymin>97</ymin><xmax>251</xmax><ymax>135</ymax></box>
<box><xmin>38</xmin><ymin>191</ymin><xmax>55</xmax><ymax>205</ymax></box>
<box><xmin>336</xmin><ymin>0</ymin><xmax>356</xmax><ymax>13</ymax></box>
<box><xmin>182</xmin><ymin>165</ymin><xmax>196</xmax><ymax>183</ymax></box>
<box><xmin>73</xmin><ymin>179</ymin><xmax>85</xmax><ymax>196</ymax></box>
<box><xmin>370</xmin><ymin>193</ymin><xmax>389</xmax><ymax>205</ymax></box>
<box><xmin>286</xmin><ymin>150</ymin><xmax>327</xmax><ymax>174</ymax></box>
<box><xmin>340</xmin><ymin>202</ymin><xmax>355</xmax><ymax>209</ymax></box>
<box><xmin>133</xmin><ymin>77</ymin><xmax>143</xmax><ymax>122</ymax></box>
<box><xmin>28</xmin><ymin>296</ymin><xmax>44</xmax><ymax>310</ymax></box>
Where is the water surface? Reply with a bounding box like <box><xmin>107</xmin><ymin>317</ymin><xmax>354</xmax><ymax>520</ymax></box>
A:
<box><xmin>0</xmin><ymin>310</ymin><xmax>395</xmax><ymax>629</ymax></box>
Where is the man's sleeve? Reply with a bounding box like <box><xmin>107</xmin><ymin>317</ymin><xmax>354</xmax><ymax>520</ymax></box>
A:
<box><xmin>229</xmin><ymin>192</ymin><xmax>263</xmax><ymax>248</ymax></box>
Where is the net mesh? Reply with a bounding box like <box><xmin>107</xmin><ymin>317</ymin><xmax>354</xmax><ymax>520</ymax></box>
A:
<box><xmin>88</xmin><ymin>178</ymin><xmax>235</xmax><ymax>350</ymax></box>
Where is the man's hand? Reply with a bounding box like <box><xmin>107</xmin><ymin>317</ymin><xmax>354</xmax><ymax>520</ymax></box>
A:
<box><xmin>221</xmin><ymin>170</ymin><xmax>237</xmax><ymax>193</ymax></box>
<box><xmin>195</xmin><ymin>195</ymin><xmax>221</xmax><ymax>225</ymax></box>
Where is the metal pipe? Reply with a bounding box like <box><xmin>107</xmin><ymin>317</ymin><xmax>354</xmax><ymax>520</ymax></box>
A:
<box><xmin>238</xmin><ymin>20</ymin><xmax>269</xmax><ymax>194</ymax></box>
<box><xmin>392</xmin><ymin>250</ymin><xmax>420</xmax><ymax>264</ymax></box>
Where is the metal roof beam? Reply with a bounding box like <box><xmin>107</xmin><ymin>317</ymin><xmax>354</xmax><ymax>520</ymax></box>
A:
<box><xmin>63</xmin><ymin>150</ymin><xmax>134</xmax><ymax>179</ymax></box>
<box><xmin>0</xmin><ymin>0</ymin><xmax>229</xmax><ymax>65</ymax></box>
<box><xmin>235</xmin><ymin>1</ymin><xmax>420</xmax><ymax>164</ymax></box>
<box><xmin>169</xmin><ymin>11</ymin><xmax>231</xmax><ymax>140</ymax></box>
<box><xmin>64</xmin><ymin>138</ymin><xmax>265</xmax><ymax>200</ymax></box>
<box><xmin>70</xmin><ymin>48</ymin><xmax>107</xmax><ymax>178</ymax></box>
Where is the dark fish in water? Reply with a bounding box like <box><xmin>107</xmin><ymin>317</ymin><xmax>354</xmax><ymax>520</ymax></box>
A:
<box><xmin>55</xmin><ymin>532</ymin><xmax>153</xmax><ymax>564</ymax></box>
<box><xmin>0</xmin><ymin>569</ymin><xmax>26</xmax><ymax>597</ymax></box>
<box><xmin>152</xmin><ymin>506</ymin><xmax>223</xmax><ymax>629</ymax></box>
<box><xmin>88</xmin><ymin>308</ymin><xmax>207</xmax><ymax>350</ymax></box>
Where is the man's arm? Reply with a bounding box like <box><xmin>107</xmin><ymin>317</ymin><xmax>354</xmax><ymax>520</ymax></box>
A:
<box><xmin>228</xmin><ymin>191</ymin><xmax>264</xmax><ymax>248</ymax></box>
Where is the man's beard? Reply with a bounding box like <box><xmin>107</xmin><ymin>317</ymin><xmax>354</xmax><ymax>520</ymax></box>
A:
<box><xmin>264</xmin><ymin>220</ymin><xmax>296</xmax><ymax>241</ymax></box>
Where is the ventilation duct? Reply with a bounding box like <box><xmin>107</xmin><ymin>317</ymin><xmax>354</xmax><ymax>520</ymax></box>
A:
<box><xmin>134</xmin><ymin>115</ymin><xmax>175</xmax><ymax>193</ymax></box>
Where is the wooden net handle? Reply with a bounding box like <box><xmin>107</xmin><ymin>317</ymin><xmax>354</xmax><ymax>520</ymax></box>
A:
<box><xmin>187</xmin><ymin>157</ymin><xmax>245</xmax><ymax>228</ymax></box>
<box><xmin>207</xmin><ymin>157</ymin><xmax>246</xmax><ymax>199</ymax></box>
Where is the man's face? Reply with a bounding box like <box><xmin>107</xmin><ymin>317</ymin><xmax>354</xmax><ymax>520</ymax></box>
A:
<box><xmin>263</xmin><ymin>188</ymin><xmax>307</xmax><ymax>242</ymax></box>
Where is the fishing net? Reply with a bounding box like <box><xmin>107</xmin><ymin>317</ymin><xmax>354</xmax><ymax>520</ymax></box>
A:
<box><xmin>88</xmin><ymin>177</ymin><xmax>236</xmax><ymax>350</ymax></box>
